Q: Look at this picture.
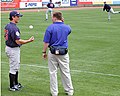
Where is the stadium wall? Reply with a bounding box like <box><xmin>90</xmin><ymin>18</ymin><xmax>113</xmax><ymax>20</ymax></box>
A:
<box><xmin>0</xmin><ymin>0</ymin><xmax>120</xmax><ymax>10</ymax></box>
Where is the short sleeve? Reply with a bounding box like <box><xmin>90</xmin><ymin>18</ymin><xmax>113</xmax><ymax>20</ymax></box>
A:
<box><xmin>43</xmin><ymin>26</ymin><xmax>51</xmax><ymax>43</ymax></box>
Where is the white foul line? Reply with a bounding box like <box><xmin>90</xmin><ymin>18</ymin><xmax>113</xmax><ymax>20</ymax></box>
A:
<box><xmin>71</xmin><ymin>70</ymin><xmax>120</xmax><ymax>78</ymax></box>
<box><xmin>1</xmin><ymin>61</ymin><xmax>120</xmax><ymax>78</ymax></box>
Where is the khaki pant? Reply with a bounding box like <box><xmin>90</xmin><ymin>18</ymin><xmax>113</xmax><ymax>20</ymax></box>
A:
<box><xmin>48</xmin><ymin>51</ymin><xmax>74</xmax><ymax>96</ymax></box>
<box><xmin>5</xmin><ymin>46</ymin><xmax>20</xmax><ymax>74</ymax></box>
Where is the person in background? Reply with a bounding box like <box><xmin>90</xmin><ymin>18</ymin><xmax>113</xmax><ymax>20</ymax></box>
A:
<box><xmin>45</xmin><ymin>0</ymin><xmax>55</xmax><ymax>21</ymax></box>
<box><xmin>103</xmin><ymin>1</ymin><xmax>120</xmax><ymax>21</ymax></box>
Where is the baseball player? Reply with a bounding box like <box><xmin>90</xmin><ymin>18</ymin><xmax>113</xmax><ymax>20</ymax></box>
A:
<box><xmin>42</xmin><ymin>12</ymin><xmax>74</xmax><ymax>96</ymax></box>
<box><xmin>45</xmin><ymin>0</ymin><xmax>55</xmax><ymax>21</ymax></box>
<box><xmin>4</xmin><ymin>10</ymin><xmax>34</xmax><ymax>91</ymax></box>
<box><xmin>103</xmin><ymin>1</ymin><xmax>120</xmax><ymax>20</ymax></box>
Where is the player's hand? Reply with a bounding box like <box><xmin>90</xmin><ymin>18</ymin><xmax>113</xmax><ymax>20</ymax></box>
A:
<box><xmin>42</xmin><ymin>53</ymin><xmax>47</xmax><ymax>59</ymax></box>
<box><xmin>29</xmin><ymin>36</ymin><xmax>34</xmax><ymax>42</ymax></box>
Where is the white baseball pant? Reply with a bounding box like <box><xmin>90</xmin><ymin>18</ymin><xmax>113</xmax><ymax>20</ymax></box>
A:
<box><xmin>5</xmin><ymin>46</ymin><xmax>20</xmax><ymax>74</ymax></box>
<box><xmin>46</xmin><ymin>8</ymin><xmax>53</xmax><ymax>20</ymax></box>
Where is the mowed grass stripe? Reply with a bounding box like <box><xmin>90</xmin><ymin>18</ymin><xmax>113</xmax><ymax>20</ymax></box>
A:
<box><xmin>1</xmin><ymin>61</ymin><xmax>120</xmax><ymax>78</ymax></box>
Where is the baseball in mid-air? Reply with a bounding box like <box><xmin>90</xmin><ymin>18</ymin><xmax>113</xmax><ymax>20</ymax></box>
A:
<box><xmin>29</xmin><ymin>25</ymin><xmax>33</xmax><ymax>29</ymax></box>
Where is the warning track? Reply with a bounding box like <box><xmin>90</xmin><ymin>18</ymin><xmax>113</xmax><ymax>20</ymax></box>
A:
<box><xmin>1</xmin><ymin>6</ymin><xmax>120</xmax><ymax>13</ymax></box>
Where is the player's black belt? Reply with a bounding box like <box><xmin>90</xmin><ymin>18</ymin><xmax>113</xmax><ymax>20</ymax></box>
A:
<box><xmin>6</xmin><ymin>45</ymin><xmax>20</xmax><ymax>48</ymax></box>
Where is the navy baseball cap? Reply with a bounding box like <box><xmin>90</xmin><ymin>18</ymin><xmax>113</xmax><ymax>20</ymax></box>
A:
<box><xmin>9</xmin><ymin>11</ymin><xmax>23</xmax><ymax>18</ymax></box>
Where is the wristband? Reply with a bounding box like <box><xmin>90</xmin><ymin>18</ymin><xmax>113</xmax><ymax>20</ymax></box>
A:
<box><xmin>42</xmin><ymin>51</ymin><xmax>46</xmax><ymax>53</ymax></box>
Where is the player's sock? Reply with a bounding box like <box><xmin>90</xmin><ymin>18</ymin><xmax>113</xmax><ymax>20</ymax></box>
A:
<box><xmin>15</xmin><ymin>71</ymin><xmax>18</xmax><ymax>85</ymax></box>
<box><xmin>46</xmin><ymin>14</ymin><xmax>48</xmax><ymax>20</ymax></box>
<box><xmin>9</xmin><ymin>73</ymin><xmax>15</xmax><ymax>88</ymax></box>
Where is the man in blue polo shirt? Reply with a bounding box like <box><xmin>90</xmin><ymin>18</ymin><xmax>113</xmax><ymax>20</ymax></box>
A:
<box><xmin>42</xmin><ymin>12</ymin><xmax>74</xmax><ymax>96</ymax></box>
<box><xmin>4</xmin><ymin>10</ymin><xmax>34</xmax><ymax>91</ymax></box>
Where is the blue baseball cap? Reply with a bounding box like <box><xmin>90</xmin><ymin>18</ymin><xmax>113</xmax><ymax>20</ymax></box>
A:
<box><xmin>9</xmin><ymin>11</ymin><xmax>23</xmax><ymax>18</ymax></box>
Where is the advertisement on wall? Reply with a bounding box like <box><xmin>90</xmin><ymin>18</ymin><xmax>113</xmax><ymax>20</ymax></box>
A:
<box><xmin>20</xmin><ymin>2</ymin><xmax>42</xmax><ymax>8</ymax></box>
<box><xmin>1</xmin><ymin>0</ymin><xmax>20</xmax><ymax>8</ymax></box>
<box><xmin>93</xmin><ymin>0</ymin><xmax>112</xmax><ymax>4</ymax></box>
<box><xmin>20</xmin><ymin>0</ymin><xmax>41</xmax><ymax>2</ymax></box>
<box><xmin>19</xmin><ymin>0</ymin><xmax>42</xmax><ymax>8</ymax></box>
<box><xmin>70</xmin><ymin>0</ymin><xmax>77</xmax><ymax>6</ymax></box>
<box><xmin>53</xmin><ymin>1</ymin><xmax>61</xmax><ymax>7</ymax></box>
<box><xmin>112</xmin><ymin>0</ymin><xmax>120</xmax><ymax>4</ymax></box>
<box><xmin>78</xmin><ymin>0</ymin><xmax>92</xmax><ymax>5</ymax></box>
<box><xmin>42</xmin><ymin>0</ymin><xmax>49</xmax><ymax>7</ymax></box>
<box><xmin>78</xmin><ymin>0</ymin><xmax>118</xmax><ymax>5</ymax></box>
<box><xmin>61</xmin><ymin>0</ymin><xmax>70</xmax><ymax>6</ymax></box>
<box><xmin>1</xmin><ymin>0</ymin><xmax>120</xmax><ymax>9</ymax></box>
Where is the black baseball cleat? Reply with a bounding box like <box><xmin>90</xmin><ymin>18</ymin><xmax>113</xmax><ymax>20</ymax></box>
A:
<box><xmin>45</xmin><ymin>19</ymin><xmax>48</xmax><ymax>21</ymax></box>
<box><xmin>9</xmin><ymin>86</ymin><xmax>19</xmax><ymax>91</ymax></box>
<box><xmin>16</xmin><ymin>83</ymin><xmax>23</xmax><ymax>88</ymax></box>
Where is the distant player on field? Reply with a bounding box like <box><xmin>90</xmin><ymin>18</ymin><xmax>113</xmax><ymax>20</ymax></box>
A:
<box><xmin>103</xmin><ymin>1</ymin><xmax>120</xmax><ymax>21</ymax></box>
<box><xmin>45</xmin><ymin>0</ymin><xmax>55</xmax><ymax>21</ymax></box>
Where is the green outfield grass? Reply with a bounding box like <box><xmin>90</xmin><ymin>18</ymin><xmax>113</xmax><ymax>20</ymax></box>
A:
<box><xmin>1</xmin><ymin>8</ymin><xmax>120</xmax><ymax>96</ymax></box>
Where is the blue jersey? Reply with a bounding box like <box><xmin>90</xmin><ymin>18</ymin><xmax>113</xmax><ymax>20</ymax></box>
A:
<box><xmin>103</xmin><ymin>4</ymin><xmax>111</xmax><ymax>12</ymax></box>
<box><xmin>43</xmin><ymin>22</ymin><xmax>71</xmax><ymax>48</ymax></box>
<box><xmin>4</xmin><ymin>22</ymin><xmax>21</xmax><ymax>47</ymax></box>
<box><xmin>47</xmin><ymin>2</ymin><xmax>55</xmax><ymax>8</ymax></box>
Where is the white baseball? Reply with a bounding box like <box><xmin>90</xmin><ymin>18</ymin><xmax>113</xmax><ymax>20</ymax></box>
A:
<box><xmin>29</xmin><ymin>25</ymin><xmax>33</xmax><ymax>29</ymax></box>
<box><xmin>38</xmin><ymin>9</ymin><xmax>40</xmax><ymax>12</ymax></box>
